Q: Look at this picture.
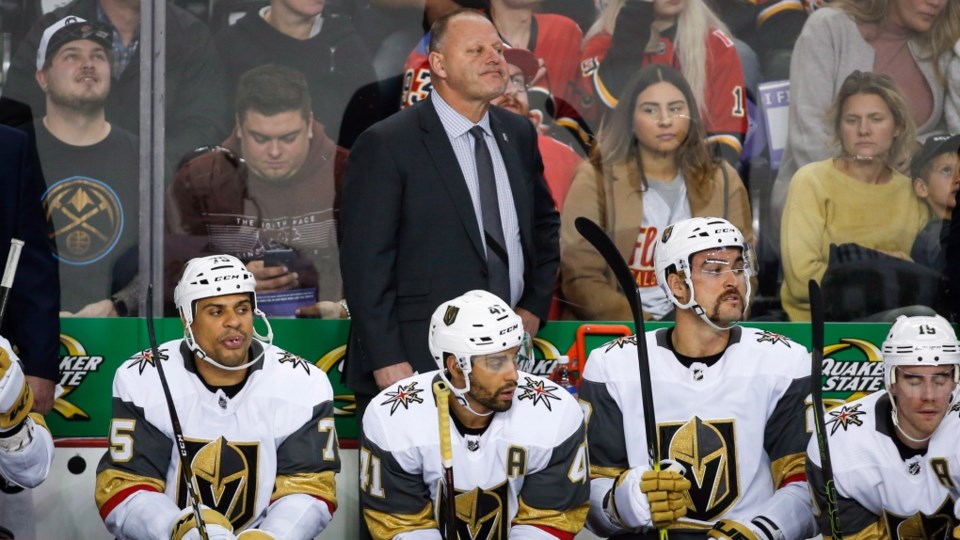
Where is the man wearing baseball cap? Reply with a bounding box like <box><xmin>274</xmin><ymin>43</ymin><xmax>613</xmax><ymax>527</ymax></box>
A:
<box><xmin>32</xmin><ymin>15</ymin><xmax>140</xmax><ymax>319</ymax></box>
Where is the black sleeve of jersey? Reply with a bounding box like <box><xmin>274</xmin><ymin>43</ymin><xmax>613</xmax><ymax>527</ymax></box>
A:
<box><xmin>275</xmin><ymin>401</ymin><xmax>341</xmax><ymax>476</ymax></box>
<box><xmin>597</xmin><ymin>0</ymin><xmax>654</xmax><ymax>106</ymax></box>
<box><xmin>580</xmin><ymin>378</ymin><xmax>630</xmax><ymax>477</ymax></box>
<box><xmin>96</xmin><ymin>397</ymin><xmax>173</xmax><ymax>481</ymax></box>
<box><xmin>516</xmin><ymin>421</ymin><xmax>590</xmax><ymax>523</ymax></box>
<box><xmin>764</xmin><ymin>375</ymin><xmax>811</xmax><ymax>484</ymax></box>
<box><xmin>806</xmin><ymin>460</ymin><xmax>882</xmax><ymax>540</ymax></box>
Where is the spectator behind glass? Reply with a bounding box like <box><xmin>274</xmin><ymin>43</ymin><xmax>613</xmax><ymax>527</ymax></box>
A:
<box><xmin>579</xmin><ymin>0</ymin><xmax>748</xmax><ymax>166</ymax></box>
<box><xmin>780</xmin><ymin>71</ymin><xmax>927</xmax><ymax>321</ymax></box>
<box><xmin>31</xmin><ymin>17</ymin><xmax>140</xmax><ymax>318</ymax></box>
<box><xmin>494</xmin><ymin>48</ymin><xmax>582</xmax><ymax>320</ymax></box>
<box><xmin>910</xmin><ymin>133</ymin><xmax>960</xmax><ymax>272</ymax></box>
<box><xmin>166</xmin><ymin>65</ymin><xmax>349</xmax><ymax>320</ymax></box>
<box><xmin>560</xmin><ymin>64</ymin><xmax>752</xmax><ymax>321</ymax></box>
<box><xmin>215</xmin><ymin>0</ymin><xmax>379</xmax><ymax>149</ymax></box>
<box><xmin>771</xmin><ymin>0</ymin><xmax>960</xmax><ymax>245</ymax></box>
<box><xmin>0</xmin><ymin>0</ymin><xmax>228</xmax><ymax>174</ymax></box>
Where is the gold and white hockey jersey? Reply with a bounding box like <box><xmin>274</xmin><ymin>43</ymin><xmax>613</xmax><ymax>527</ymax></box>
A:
<box><xmin>581</xmin><ymin>327</ymin><xmax>815</xmax><ymax>539</ymax></box>
<box><xmin>0</xmin><ymin>336</ymin><xmax>53</xmax><ymax>490</ymax></box>
<box><xmin>95</xmin><ymin>339</ymin><xmax>340</xmax><ymax>540</ymax></box>
<box><xmin>807</xmin><ymin>390</ymin><xmax>960</xmax><ymax>540</ymax></box>
<box><xmin>360</xmin><ymin>371</ymin><xmax>589</xmax><ymax>540</ymax></box>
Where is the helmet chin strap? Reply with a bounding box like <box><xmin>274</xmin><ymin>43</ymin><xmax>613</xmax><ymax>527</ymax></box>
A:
<box><xmin>890</xmin><ymin>396</ymin><xmax>933</xmax><ymax>444</ymax></box>
<box><xmin>439</xmin><ymin>371</ymin><xmax>494</xmax><ymax>418</ymax></box>
<box><xmin>184</xmin><ymin>309</ymin><xmax>275</xmax><ymax>372</ymax></box>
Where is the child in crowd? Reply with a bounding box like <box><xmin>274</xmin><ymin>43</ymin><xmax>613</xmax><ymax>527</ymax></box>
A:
<box><xmin>911</xmin><ymin>134</ymin><xmax>960</xmax><ymax>271</ymax></box>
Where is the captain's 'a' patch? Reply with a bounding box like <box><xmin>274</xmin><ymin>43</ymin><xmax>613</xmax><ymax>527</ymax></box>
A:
<box><xmin>517</xmin><ymin>376</ymin><xmax>561</xmax><ymax>411</ymax></box>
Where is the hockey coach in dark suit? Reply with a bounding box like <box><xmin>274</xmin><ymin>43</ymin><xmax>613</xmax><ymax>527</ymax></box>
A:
<box><xmin>339</xmin><ymin>8</ymin><xmax>560</xmax><ymax>410</ymax></box>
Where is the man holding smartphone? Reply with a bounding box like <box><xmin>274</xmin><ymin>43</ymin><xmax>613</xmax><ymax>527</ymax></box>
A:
<box><xmin>166</xmin><ymin>65</ymin><xmax>349</xmax><ymax>319</ymax></box>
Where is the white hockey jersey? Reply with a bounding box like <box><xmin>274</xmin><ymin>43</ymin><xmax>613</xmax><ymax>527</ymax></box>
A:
<box><xmin>360</xmin><ymin>370</ymin><xmax>590</xmax><ymax>540</ymax></box>
<box><xmin>0</xmin><ymin>336</ymin><xmax>53</xmax><ymax>490</ymax></box>
<box><xmin>95</xmin><ymin>339</ymin><xmax>340</xmax><ymax>540</ymax></box>
<box><xmin>580</xmin><ymin>327</ymin><xmax>814</xmax><ymax>539</ymax></box>
<box><xmin>806</xmin><ymin>390</ymin><xmax>960</xmax><ymax>540</ymax></box>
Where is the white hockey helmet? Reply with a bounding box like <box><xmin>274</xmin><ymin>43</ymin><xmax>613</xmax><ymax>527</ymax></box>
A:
<box><xmin>653</xmin><ymin>217</ymin><xmax>755</xmax><ymax>329</ymax></box>
<box><xmin>882</xmin><ymin>315</ymin><xmax>960</xmax><ymax>389</ymax></box>
<box><xmin>428</xmin><ymin>290</ymin><xmax>529</xmax><ymax>409</ymax></box>
<box><xmin>174</xmin><ymin>255</ymin><xmax>273</xmax><ymax>370</ymax></box>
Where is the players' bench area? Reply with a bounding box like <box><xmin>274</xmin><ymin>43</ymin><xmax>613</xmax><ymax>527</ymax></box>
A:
<box><xmin>28</xmin><ymin>318</ymin><xmax>892</xmax><ymax>537</ymax></box>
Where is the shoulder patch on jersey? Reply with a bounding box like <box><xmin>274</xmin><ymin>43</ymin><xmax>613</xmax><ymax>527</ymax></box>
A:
<box><xmin>380</xmin><ymin>381</ymin><xmax>425</xmax><ymax>415</ymax></box>
<box><xmin>826</xmin><ymin>403</ymin><xmax>866</xmax><ymax>434</ymax></box>
<box><xmin>127</xmin><ymin>347</ymin><xmax>170</xmax><ymax>375</ymax></box>
<box><xmin>277</xmin><ymin>352</ymin><xmax>311</xmax><ymax>374</ymax></box>
<box><xmin>580</xmin><ymin>57</ymin><xmax>598</xmax><ymax>77</ymax></box>
<box><xmin>516</xmin><ymin>376</ymin><xmax>562</xmax><ymax>411</ymax></box>
<box><xmin>755</xmin><ymin>330</ymin><xmax>793</xmax><ymax>348</ymax></box>
<box><xmin>604</xmin><ymin>335</ymin><xmax>637</xmax><ymax>352</ymax></box>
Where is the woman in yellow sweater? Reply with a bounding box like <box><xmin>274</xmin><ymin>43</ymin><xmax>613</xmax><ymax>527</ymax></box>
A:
<box><xmin>780</xmin><ymin>70</ymin><xmax>928</xmax><ymax>321</ymax></box>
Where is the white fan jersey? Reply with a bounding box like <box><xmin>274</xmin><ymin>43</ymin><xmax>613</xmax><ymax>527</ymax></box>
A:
<box><xmin>581</xmin><ymin>327</ymin><xmax>814</xmax><ymax>538</ymax></box>
<box><xmin>360</xmin><ymin>370</ymin><xmax>589</xmax><ymax>540</ymax></box>
<box><xmin>807</xmin><ymin>390</ymin><xmax>960</xmax><ymax>540</ymax></box>
<box><xmin>95</xmin><ymin>339</ymin><xmax>340</xmax><ymax>540</ymax></box>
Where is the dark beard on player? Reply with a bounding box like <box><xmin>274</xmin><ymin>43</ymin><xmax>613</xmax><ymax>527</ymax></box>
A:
<box><xmin>467</xmin><ymin>380</ymin><xmax>516</xmax><ymax>413</ymax></box>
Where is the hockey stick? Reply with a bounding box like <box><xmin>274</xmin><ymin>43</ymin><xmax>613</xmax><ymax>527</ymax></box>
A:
<box><xmin>0</xmin><ymin>239</ymin><xmax>24</xmax><ymax>327</ymax></box>
<box><xmin>433</xmin><ymin>380</ymin><xmax>457</xmax><ymax>540</ymax></box>
<box><xmin>146</xmin><ymin>284</ymin><xmax>209</xmax><ymax>540</ymax></box>
<box><xmin>808</xmin><ymin>280</ymin><xmax>842</xmax><ymax>540</ymax></box>
<box><xmin>574</xmin><ymin>217</ymin><xmax>666</xmax><ymax>540</ymax></box>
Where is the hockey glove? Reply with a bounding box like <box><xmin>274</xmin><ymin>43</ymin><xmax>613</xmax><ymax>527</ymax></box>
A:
<box><xmin>0</xmin><ymin>348</ymin><xmax>32</xmax><ymax>432</ymax></box>
<box><xmin>640</xmin><ymin>461</ymin><xmax>691</xmax><ymax>529</ymax></box>
<box><xmin>170</xmin><ymin>506</ymin><xmax>236</xmax><ymax>540</ymax></box>
<box><xmin>707</xmin><ymin>517</ymin><xmax>784</xmax><ymax>540</ymax></box>
<box><xmin>237</xmin><ymin>530</ymin><xmax>277</xmax><ymax>539</ymax></box>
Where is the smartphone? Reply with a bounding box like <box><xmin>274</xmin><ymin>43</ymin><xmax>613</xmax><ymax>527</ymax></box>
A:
<box><xmin>263</xmin><ymin>248</ymin><xmax>296</xmax><ymax>267</ymax></box>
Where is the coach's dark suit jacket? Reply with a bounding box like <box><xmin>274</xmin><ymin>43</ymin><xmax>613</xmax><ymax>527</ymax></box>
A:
<box><xmin>0</xmin><ymin>125</ymin><xmax>60</xmax><ymax>382</ymax></box>
<box><xmin>340</xmin><ymin>96</ymin><xmax>560</xmax><ymax>398</ymax></box>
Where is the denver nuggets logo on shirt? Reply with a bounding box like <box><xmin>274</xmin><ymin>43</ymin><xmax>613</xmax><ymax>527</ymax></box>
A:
<box><xmin>179</xmin><ymin>436</ymin><xmax>259</xmax><ymax>530</ymax></box>
<box><xmin>43</xmin><ymin>177</ymin><xmax>124</xmax><ymax>265</ymax></box>
<box><xmin>660</xmin><ymin>416</ymin><xmax>739</xmax><ymax>522</ymax></box>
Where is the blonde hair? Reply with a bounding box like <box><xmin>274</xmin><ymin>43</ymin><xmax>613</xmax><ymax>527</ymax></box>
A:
<box><xmin>584</xmin><ymin>0</ymin><xmax>731</xmax><ymax>123</ymax></box>
<box><xmin>827</xmin><ymin>70</ymin><xmax>917</xmax><ymax>168</ymax></box>
<box><xmin>834</xmin><ymin>0</ymin><xmax>960</xmax><ymax>81</ymax></box>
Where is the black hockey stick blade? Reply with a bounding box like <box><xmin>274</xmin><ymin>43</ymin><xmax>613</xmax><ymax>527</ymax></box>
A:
<box><xmin>574</xmin><ymin>217</ymin><xmax>661</xmax><ymax>467</ymax></box>
<box><xmin>146</xmin><ymin>285</ymin><xmax>209</xmax><ymax>540</ymax></box>
<box><xmin>809</xmin><ymin>279</ymin><xmax>842</xmax><ymax>540</ymax></box>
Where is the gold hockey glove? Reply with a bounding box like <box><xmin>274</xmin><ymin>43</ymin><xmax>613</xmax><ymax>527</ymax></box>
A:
<box><xmin>640</xmin><ymin>461</ymin><xmax>691</xmax><ymax>529</ymax></box>
<box><xmin>0</xmin><ymin>348</ymin><xmax>32</xmax><ymax>432</ymax></box>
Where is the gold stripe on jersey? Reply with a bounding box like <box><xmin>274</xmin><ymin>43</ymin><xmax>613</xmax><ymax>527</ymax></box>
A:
<box><xmin>363</xmin><ymin>501</ymin><xmax>436</xmax><ymax>540</ymax></box>
<box><xmin>273</xmin><ymin>471</ymin><xmax>337</xmax><ymax>508</ymax></box>
<box><xmin>94</xmin><ymin>468</ymin><xmax>166</xmax><ymax>510</ymax></box>
<box><xmin>513</xmin><ymin>496</ymin><xmax>589</xmax><ymax>534</ymax></box>
<box><xmin>770</xmin><ymin>452</ymin><xmax>805</xmax><ymax>487</ymax></box>
<box><xmin>825</xmin><ymin>519</ymin><xmax>885</xmax><ymax>540</ymax></box>
<box><xmin>28</xmin><ymin>412</ymin><xmax>49</xmax><ymax>432</ymax></box>
<box><xmin>590</xmin><ymin>464</ymin><xmax>626</xmax><ymax>480</ymax></box>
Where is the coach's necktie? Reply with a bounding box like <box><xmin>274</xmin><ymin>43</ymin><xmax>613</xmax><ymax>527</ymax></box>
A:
<box><xmin>469</xmin><ymin>126</ymin><xmax>511</xmax><ymax>304</ymax></box>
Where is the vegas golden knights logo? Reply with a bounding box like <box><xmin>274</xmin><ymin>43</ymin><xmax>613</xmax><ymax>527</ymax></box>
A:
<box><xmin>177</xmin><ymin>437</ymin><xmax>260</xmax><ymax>530</ymax></box>
<box><xmin>438</xmin><ymin>481</ymin><xmax>509</xmax><ymax>540</ymax></box>
<box><xmin>43</xmin><ymin>177</ymin><xmax>124</xmax><ymax>264</ymax></box>
<box><xmin>660</xmin><ymin>416</ymin><xmax>739</xmax><ymax>521</ymax></box>
<box><xmin>884</xmin><ymin>501</ymin><xmax>955</xmax><ymax>540</ymax></box>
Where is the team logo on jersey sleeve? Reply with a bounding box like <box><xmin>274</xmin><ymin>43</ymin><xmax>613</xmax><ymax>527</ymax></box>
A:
<box><xmin>826</xmin><ymin>403</ymin><xmax>865</xmax><ymax>434</ymax></box>
<box><xmin>517</xmin><ymin>377</ymin><xmax>561</xmax><ymax>411</ymax></box>
<box><xmin>278</xmin><ymin>352</ymin><xmax>311</xmax><ymax>374</ymax></box>
<box><xmin>381</xmin><ymin>381</ymin><xmax>425</xmax><ymax>414</ymax></box>
<box><xmin>884</xmin><ymin>501</ymin><xmax>954</xmax><ymax>540</ymax></box>
<box><xmin>604</xmin><ymin>335</ymin><xmax>637</xmax><ymax>352</ymax></box>
<box><xmin>42</xmin><ymin>176</ymin><xmax>124</xmax><ymax>265</ymax></box>
<box><xmin>756</xmin><ymin>330</ymin><xmax>792</xmax><ymax>347</ymax></box>
<box><xmin>661</xmin><ymin>416</ymin><xmax>739</xmax><ymax>521</ymax></box>
<box><xmin>128</xmin><ymin>347</ymin><xmax>170</xmax><ymax>375</ymax></box>
<box><xmin>178</xmin><ymin>436</ymin><xmax>259</xmax><ymax>530</ymax></box>
<box><xmin>438</xmin><ymin>481</ymin><xmax>509</xmax><ymax>540</ymax></box>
